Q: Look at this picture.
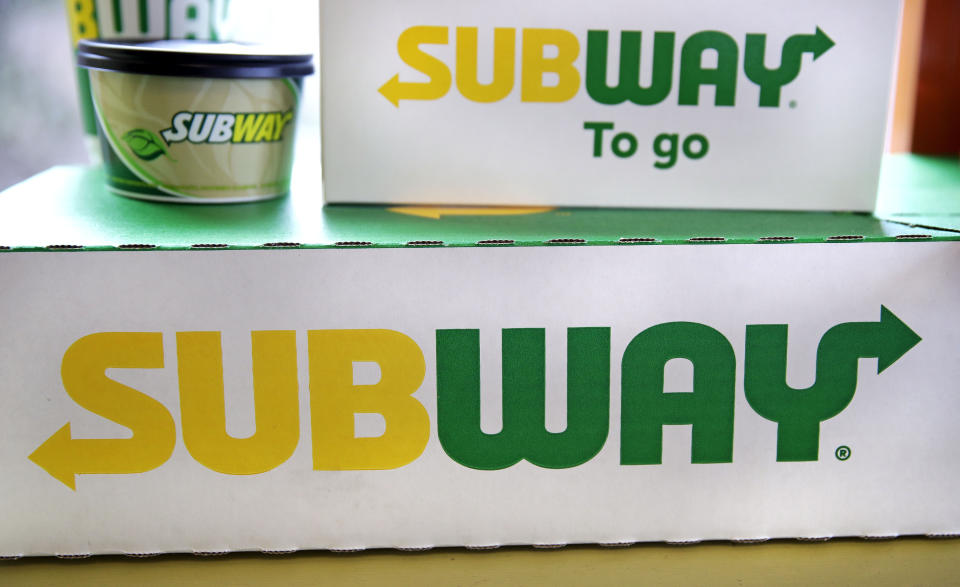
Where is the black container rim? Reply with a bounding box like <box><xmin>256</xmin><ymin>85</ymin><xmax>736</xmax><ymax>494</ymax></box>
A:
<box><xmin>77</xmin><ymin>39</ymin><xmax>315</xmax><ymax>79</ymax></box>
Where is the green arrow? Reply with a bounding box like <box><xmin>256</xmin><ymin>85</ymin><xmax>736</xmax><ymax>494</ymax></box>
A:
<box><xmin>875</xmin><ymin>306</ymin><xmax>923</xmax><ymax>373</ymax></box>
<box><xmin>794</xmin><ymin>26</ymin><xmax>836</xmax><ymax>61</ymax></box>
<box><xmin>744</xmin><ymin>306</ymin><xmax>920</xmax><ymax>462</ymax></box>
<box><xmin>744</xmin><ymin>27</ymin><xmax>836</xmax><ymax>107</ymax></box>
<box><xmin>815</xmin><ymin>305</ymin><xmax>921</xmax><ymax>376</ymax></box>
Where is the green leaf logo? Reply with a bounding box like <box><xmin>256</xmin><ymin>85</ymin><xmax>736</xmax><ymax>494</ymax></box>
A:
<box><xmin>122</xmin><ymin>129</ymin><xmax>176</xmax><ymax>162</ymax></box>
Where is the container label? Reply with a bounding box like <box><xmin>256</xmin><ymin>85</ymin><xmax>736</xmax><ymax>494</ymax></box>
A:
<box><xmin>159</xmin><ymin>111</ymin><xmax>295</xmax><ymax>146</ymax></box>
<box><xmin>90</xmin><ymin>73</ymin><xmax>300</xmax><ymax>202</ymax></box>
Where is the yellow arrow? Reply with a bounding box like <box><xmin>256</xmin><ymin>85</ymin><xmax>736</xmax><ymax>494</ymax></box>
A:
<box><xmin>28</xmin><ymin>332</ymin><xmax>175</xmax><ymax>490</ymax></box>
<box><xmin>388</xmin><ymin>206</ymin><xmax>555</xmax><ymax>220</ymax></box>
<box><xmin>379</xmin><ymin>26</ymin><xmax>452</xmax><ymax>108</ymax></box>
<box><xmin>378</xmin><ymin>74</ymin><xmax>451</xmax><ymax>108</ymax></box>
<box><xmin>29</xmin><ymin>422</ymin><xmax>173</xmax><ymax>491</ymax></box>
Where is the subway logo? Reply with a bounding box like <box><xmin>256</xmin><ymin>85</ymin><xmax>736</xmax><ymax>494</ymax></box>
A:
<box><xmin>29</xmin><ymin>307</ymin><xmax>919</xmax><ymax>490</ymax></box>
<box><xmin>380</xmin><ymin>25</ymin><xmax>835</xmax><ymax>107</ymax></box>
<box><xmin>160</xmin><ymin>111</ymin><xmax>295</xmax><ymax>145</ymax></box>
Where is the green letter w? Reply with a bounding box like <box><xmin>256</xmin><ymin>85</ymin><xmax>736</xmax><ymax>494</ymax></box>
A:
<box><xmin>437</xmin><ymin>328</ymin><xmax>610</xmax><ymax>470</ymax></box>
<box><xmin>586</xmin><ymin>30</ymin><xmax>675</xmax><ymax>105</ymax></box>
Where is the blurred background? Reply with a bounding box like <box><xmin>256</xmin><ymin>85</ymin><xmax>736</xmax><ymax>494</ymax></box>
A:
<box><xmin>0</xmin><ymin>0</ymin><xmax>320</xmax><ymax>190</ymax></box>
<box><xmin>890</xmin><ymin>0</ymin><xmax>960</xmax><ymax>155</ymax></box>
<box><xmin>0</xmin><ymin>0</ymin><xmax>955</xmax><ymax>191</ymax></box>
<box><xmin>0</xmin><ymin>0</ymin><xmax>87</xmax><ymax>189</ymax></box>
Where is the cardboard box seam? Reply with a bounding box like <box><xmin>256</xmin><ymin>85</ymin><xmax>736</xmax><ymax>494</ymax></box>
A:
<box><xmin>7</xmin><ymin>532</ymin><xmax>960</xmax><ymax>559</ymax></box>
<box><xmin>0</xmin><ymin>234</ymin><xmax>955</xmax><ymax>253</ymax></box>
<box><xmin>884</xmin><ymin>218</ymin><xmax>960</xmax><ymax>236</ymax></box>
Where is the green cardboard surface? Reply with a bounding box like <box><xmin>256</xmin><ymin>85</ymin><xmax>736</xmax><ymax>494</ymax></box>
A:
<box><xmin>0</xmin><ymin>155</ymin><xmax>956</xmax><ymax>251</ymax></box>
<box><xmin>875</xmin><ymin>155</ymin><xmax>960</xmax><ymax>232</ymax></box>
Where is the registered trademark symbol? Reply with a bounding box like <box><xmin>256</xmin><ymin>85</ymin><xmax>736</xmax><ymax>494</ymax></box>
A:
<box><xmin>835</xmin><ymin>446</ymin><xmax>851</xmax><ymax>461</ymax></box>
<box><xmin>789</xmin><ymin>100</ymin><xmax>798</xmax><ymax>109</ymax></box>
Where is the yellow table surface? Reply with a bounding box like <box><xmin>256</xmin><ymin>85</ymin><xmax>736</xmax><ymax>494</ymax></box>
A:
<box><xmin>2</xmin><ymin>538</ymin><xmax>959</xmax><ymax>586</ymax></box>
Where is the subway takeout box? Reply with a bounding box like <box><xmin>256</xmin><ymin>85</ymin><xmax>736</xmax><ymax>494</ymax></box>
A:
<box><xmin>0</xmin><ymin>156</ymin><xmax>959</xmax><ymax>556</ymax></box>
<box><xmin>321</xmin><ymin>0</ymin><xmax>901</xmax><ymax>211</ymax></box>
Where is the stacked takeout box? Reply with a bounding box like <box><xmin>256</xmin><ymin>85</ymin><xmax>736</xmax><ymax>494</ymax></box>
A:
<box><xmin>1</xmin><ymin>0</ymin><xmax>959</xmax><ymax>556</ymax></box>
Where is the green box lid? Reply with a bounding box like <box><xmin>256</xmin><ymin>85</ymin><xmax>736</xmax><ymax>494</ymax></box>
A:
<box><xmin>0</xmin><ymin>154</ymin><xmax>957</xmax><ymax>251</ymax></box>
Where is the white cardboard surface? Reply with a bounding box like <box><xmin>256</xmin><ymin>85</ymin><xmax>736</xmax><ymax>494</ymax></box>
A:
<box><xmin>1</xmin><ymin>242</ymin><xmax>959</xmax><ymax>555</ymax></box>
<box><xmin>321</xmin><ymin>0</ymin><xmax>900</xmax><ymax>210</ymax></box>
